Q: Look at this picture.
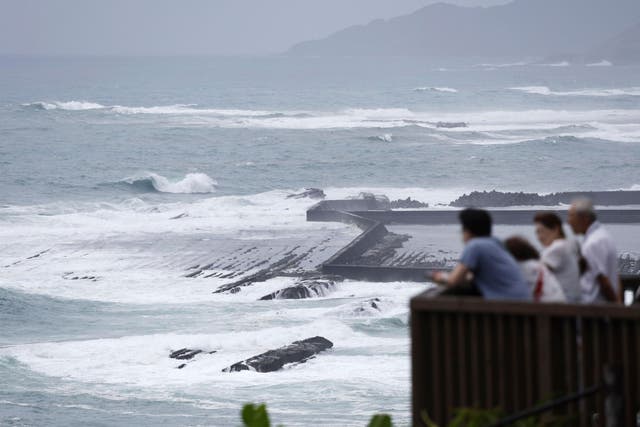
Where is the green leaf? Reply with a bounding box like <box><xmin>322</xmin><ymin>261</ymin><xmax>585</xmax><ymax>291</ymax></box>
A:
<box><xmin>368</xmin><ymin>413</ymin><xmax>393</xmax><ymax>427</ymax></box>
<box><xmin>241</xmin><ymin>403</ymin><xmax>271</xmax><ymax>427</ymax></box>
<box><xmin>420</xmin><ymin>410</ymin><xmax>440</xmax><ymax>427</ymax></box>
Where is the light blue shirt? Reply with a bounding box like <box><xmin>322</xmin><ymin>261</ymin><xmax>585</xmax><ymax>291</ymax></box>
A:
<box><xmin>460</xmin><ymin>237</ymin><xmax>532</xmax><ymax>300</ymax></box>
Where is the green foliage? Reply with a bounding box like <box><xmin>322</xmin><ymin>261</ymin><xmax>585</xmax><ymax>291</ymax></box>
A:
<box><xmin>449</xmin><ymin>407</ymin><xmax>503</xmax><ymax>427</ymax></box>
<box><xmin>421</xmin><ymin>406</ymin><xmax>577</xmax><ymax>427</ymax></box>
<box><xmin>420</xmin><ymin>410</ymin><xmax>440</xmax><ymax>427</ymax></box>
<box><xmin>239</xmin><ymin>402</ymin><xmax>573</xmax><ymax>427</ymax></box>
<box><xmin>241</xmin><ymin>403</ymin><xmax>271</xmax><ymax>427</ymax></box>
<box><xmin>367</xmin><ymin>413</ymin><xmax>393</xmax><ymax>427</ymax></box>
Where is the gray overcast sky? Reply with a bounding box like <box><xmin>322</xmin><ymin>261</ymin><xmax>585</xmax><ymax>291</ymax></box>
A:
<box><xmin>0</xmin><ymin>0</ymin><xmax>509</xmax><ymax>55</ymax></box>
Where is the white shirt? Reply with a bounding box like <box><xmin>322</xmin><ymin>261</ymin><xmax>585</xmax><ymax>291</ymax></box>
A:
<box><xmin>541</xmin><ymin>239</ymin><xmax>581</xmax><ymax>303</ymax></box>
<box><xmin>580</xmin><ymin>221</ymin><xmax>619</xmax><ymax>303</ymax></box>
<box><xmin>519</xmin><ymin>259</ymin><xmax>566</xmax><ymax>303</ymax></box>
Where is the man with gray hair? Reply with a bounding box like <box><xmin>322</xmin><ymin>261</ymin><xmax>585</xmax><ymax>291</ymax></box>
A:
<box><xmin>567</xmin><ymin>198</ymin><xmax>620</xmax><ymax>303</ymax></box>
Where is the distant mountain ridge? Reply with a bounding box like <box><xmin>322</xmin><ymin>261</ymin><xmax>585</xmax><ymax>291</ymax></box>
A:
<box><xmin>287</xmin><ymin>0</ymin><xmax>640</xmax><ymax>60</ymax></box>
<box><xmin>587</xmin><ymin>21</ymin><xmax>640</xmax><ymax>64</ymax></box>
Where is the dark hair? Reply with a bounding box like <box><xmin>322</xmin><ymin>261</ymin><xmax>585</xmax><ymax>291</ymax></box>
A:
<box><xmin>533</xmin><ymin>211</ymin><xmax>566</xmax><ymax>238</ymax></box>
<box><xmin>459</xmin><ymin>208</ymin><xmax>492</xmax><ymax>237</ymax></box>
<box><xmin>505</xmin><ymin>236</ymin><xmax>540</xmax><ymax>261</ymax></box>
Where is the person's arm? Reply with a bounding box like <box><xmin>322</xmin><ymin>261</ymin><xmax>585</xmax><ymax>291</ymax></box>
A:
<box><xmin>432</xmin><ymin>263</ymin><xmax>471</xmax><ymax>287</ymax></box>
<box><xmin>596</xmin><ymin>274</ymin><xmax>619</xmax><ymax>303</ymax></box>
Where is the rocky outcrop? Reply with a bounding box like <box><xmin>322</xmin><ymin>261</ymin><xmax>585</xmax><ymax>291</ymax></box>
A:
<box><xmin>259</xmin><ymin>275</ymin><xmax>342</xmax><ymax>300</ymax></box>
<box><xmin>170</xmin><ymin>348</ymin><xmax>204</xmax><ymax>360</ymax></box>
<box><xmin>222</xmin><ymin>337</ymin><xmax>333</xmax><ymax>373</ymax></box>
<box><xmin>435</xmin><ymin>121</ymin><xmax>467</xmax><ymax>129</ymax></box>
<box><xmin>389</xmin><ymin>197</ymin><xmax>429</xmax><ymax>209</ymax></box>
<box><xmin>450</xmin><ymin>190</ymin><xmax>640</xmax><ymax>207</ymax></box>
<box><xmin>352</xmin><ymin>297</ymin><xmax>384</xmax><ymax>315</ymax></box>
<box><xmin>169</xmin><ymin>348</ymin><xmax>217</xmax><ymax>369</ymax></box>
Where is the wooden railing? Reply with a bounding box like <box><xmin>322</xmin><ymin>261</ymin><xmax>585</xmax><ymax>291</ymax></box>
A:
<box><xmin>410</xmin><ymin>294</ymin><xmax>640</xmax><ymax>426</ymax></box>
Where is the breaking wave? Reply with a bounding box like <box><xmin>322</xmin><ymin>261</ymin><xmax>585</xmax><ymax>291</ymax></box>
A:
<box><xmin>118</xmin><ymin>172</ymin><xmax>218</xmax><ymax>194</ymax></box>
<box><xmin>474</xmin><ymin>61</ymin><xmax>528</xmax><ymax>68</ymax></box>
<box><xmin>413</xmin><ymin>86</ymin><xmax>458</xmax><ymax>93</ymax></box>
<box><xmin>540</xmin><ymin>61</ymin><xmax>570</xmax><ymax>67</ymax></box>
<box><xmin>20</xmin><ymin>100</ymin><xmax>640</xmax><ymax>142</ymax></box>
<box><xmin>510</xmin><ymin>86</ymin><xmax>640</xmax><ymax>97</ymax></box>
<box><xmin>368</xmin><ymin>134</ymin><xmax>393</xmax><ymax>142</ymax></box>
<box><xmin>24</xmin><ymin>101</ymin><xmax>106</xmax><ymax>111</ymax></box>
<box><xmin>586</xmin><ymin>60</ymin><xmax>613</xmax><ymax>67</ymax></box>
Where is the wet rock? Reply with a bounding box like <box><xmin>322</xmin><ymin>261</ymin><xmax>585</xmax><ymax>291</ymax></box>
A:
<box><xmin>353</xmin><ymin>297</ymin><xmax>382</xmax><ymax>314</ymax></box>
<box><xmin>259</xmin><ymin>275</ymin><xmax>341</xmax><ymax>300</ymax></box>
<box><xmin>435</xmin><ymin>121</ymin><xmax>467</xmax><ymax>128</ymax></box>
<box><xmin>286</xmin><ymin>188</ymin><xmax>326</xmax><ymax>200</ymax></box>
<box><xmin>222</xmin><ymin>336</ymin><xmax>333</xmax><ymax>373</ymax></box>
<box><xmin>169</xmin><ymin>348</ymin><xmax>215</xmax><ymax>360</ymax></box>
<box><xmin>449</xmin><ymin>190</ymin><xmax>640</xmax><ymax>207</ymax></box>
<box><xmin>389</xmin><ymin>197</ymin><xmax>429</xmax><ymax>209</ymax></box>
<box><xmin>450</xmin><ymin>190</ymin><xmax>554</xmax><ymax>207</ymax></box>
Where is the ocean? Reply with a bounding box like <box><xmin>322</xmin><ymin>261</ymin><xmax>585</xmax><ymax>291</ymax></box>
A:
<box><xmin>1</xmin><ymin>56</ymin><xmax>639</xmax><ymax>426</ymax></box>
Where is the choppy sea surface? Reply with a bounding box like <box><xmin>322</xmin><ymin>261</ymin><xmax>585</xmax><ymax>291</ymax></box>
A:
<box><xmin>1</xmin><ymin>56</ymin><xmax>639</xmax><ymax>426</ymax></box>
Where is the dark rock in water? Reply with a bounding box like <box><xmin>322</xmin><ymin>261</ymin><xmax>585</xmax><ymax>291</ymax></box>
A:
<box><xmin>450</xmin><ymin>190</ymin><xmax>553</xmax><ymax>207</ymax></box>
<box><xmin>435</xmin><ymin>121</ymin><xmax>467</xmax><ymax>128</ymax></box>
<box><xmin>222</xmin><ymin>336</ymin><xmax>333</xmax><ymax>373</ymax></box>
<box><xmin>259</xmin><ymin>275</ymin><xmax>342</xmax><ymax>300</ymax></box>
<box><xmin>170</xmin><ymin>348</ymin><xmax>203</xmax><ymax>360</ymax></box>
<box><xmin>286</xmin><ymin>188</ymin><xmax>326</xmax><ymax>200</ymax></box>
<box><xmin>177</xmin><ymin>363</ymin><xmax>187</xmax><ymax>369</ymax></box>
<box><xmin>353</xmin><ymin>297</ymin><xmax>382</xmax><ymax>314</ymax></box>
<box><xmin>389</xmin><ymin>197</ymin><xmax>429</xmax><ymax>209</ymax></box>
<box><xmin>450</xmin><ymin>190</ymin><xmax>640</xmax><ymax>207</ymax></box>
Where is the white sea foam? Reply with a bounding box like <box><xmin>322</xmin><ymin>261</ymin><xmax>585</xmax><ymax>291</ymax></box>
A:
<box><xmin>511</xmin><ymin>86</ymin><xmax>640</xmax><ymax>97</ymax></box>
<box><xmin>475</xmin><ymin>61</ymin><xmax>528</xmax><ymax>68</ymax></box>
<box><xmin>23</xmin><ymin>100</ymin><xmax>640</xmax><ymax>143</ymax></box>
<box><xmin>370</xmin><ymin>133</ymin><xmax>393</xmax><ymax>142</ymax></box>
<box><xmin>413</xmin><ymin>86</ymin><xmax>458</xmax><ymax>93</ymax></box>
<box><xmin>122</xmin><ymin>172</ymin><xmax>218</xmax><ymax>194</ymax></box>
<box><xmin>586</xmin><ymin>60</ymin><xmax>612</xmax><ymax>67</ymax></box>
<box><xmin>540</xmin><ymin>61</ymin><xmax>570</xmax><ymax>67</ymax></box>
<box><xmin>25</xmin><ymin>101</ymin><xmax>107</xmax><ymax>111</ymax></box>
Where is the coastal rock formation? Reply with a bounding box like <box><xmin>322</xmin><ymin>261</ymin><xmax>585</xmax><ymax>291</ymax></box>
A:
<box><xmin>170</xmin><ymin>348</ymin><xmax>204</xmax><ymax>360</ymax></box>
<box><xmin>222</xmin><ymin>336</ymin><xmax>333</xmax><ymax>373</ymax></box>
<box><xmin>352</xmin><ymin>297</ymin><xmax>384</xmax><ymax>315</ymax></box>
<box><xmin>389</xmin><ymin>197</ymin><xmax>429</xmax><ymax>209</ymax></box>
<box><xmin>170</xmin><ymin>348</ymin><xmax>217</xmax><ymax>369</ymax></box>
<box><xmin>435</xmin><ymin>121</ymin><xmax>467</xmax><ymax>129</ymax></box>
<box><xmin>259</xmin><ymin>275</ymin><xmax>342</xmax><ymax>300</ymax></box>
<box><xmin>286</xmin><ymin>188</ymin><xmax>326</xmax><ymax>199</ymax></box>
<box><xmin>450</xmin><ymin>190</ymin><xmax>640</xmax><ymax>207</ymax></box>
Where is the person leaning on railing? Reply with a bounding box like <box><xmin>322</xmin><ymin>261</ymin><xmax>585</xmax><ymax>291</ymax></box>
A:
<box><xmin>567</xmin><ymin>198</ymin><xmax>621</xmax><ymax>304</ymax></box>
<box><xmin>533</xmin><ymin>211</ymin><xmax>581</xmax><ymax>303</ymax></box>
<box><xmin>430</xmin><ymin>208</ymin><xmax>531</xmax><ymax>300</ymax></box>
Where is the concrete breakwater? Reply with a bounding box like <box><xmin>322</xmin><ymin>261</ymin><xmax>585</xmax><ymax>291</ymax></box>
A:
<box><xmin>307</xmin><ymin>191</ymin><xmax>640</xmax><ymax>283</ymax></box>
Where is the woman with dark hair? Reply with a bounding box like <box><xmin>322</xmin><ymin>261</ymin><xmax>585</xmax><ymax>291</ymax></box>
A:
<box><xmin>534</xmin><ymin>212</ymin><xmax>581</xmax><ymax>303</ymax></box>
<box><xmin>505</xmin><ymin>236</ymin><xmax>566</xmax><ymax>302</ymax></box>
